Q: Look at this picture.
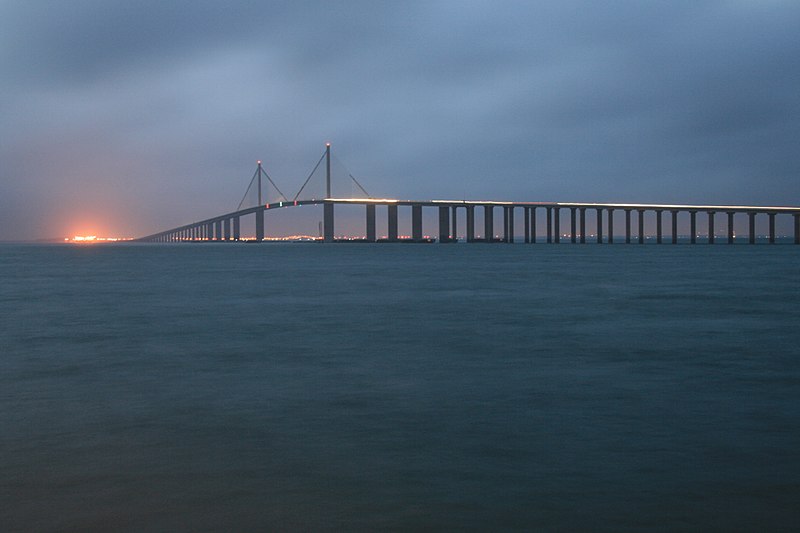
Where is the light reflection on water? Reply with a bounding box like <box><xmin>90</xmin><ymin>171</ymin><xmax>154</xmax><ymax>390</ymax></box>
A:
<box><xmin>1</xmin><ymin>243</ymin><xmax>799</xmax><ymax>531</ymax></box>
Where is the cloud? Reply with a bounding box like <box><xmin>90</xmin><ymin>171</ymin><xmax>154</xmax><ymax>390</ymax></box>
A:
<box><xmin>1</xmin><ymin>1</ymin><xmax>799</xmax><ymax>239</ymax></box>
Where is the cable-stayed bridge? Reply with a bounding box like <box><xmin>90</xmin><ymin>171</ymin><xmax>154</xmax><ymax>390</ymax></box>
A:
<box><xmin>136</xmin><ymin>144</ymin><xmax>800</xmax><ymax>245</ymax></box>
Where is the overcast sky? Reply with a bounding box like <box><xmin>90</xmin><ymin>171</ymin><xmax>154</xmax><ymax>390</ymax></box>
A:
<box><xmin>2</xmin><ymin>0</ymin><xmax>798</xmax><ymax>239</ymax></box>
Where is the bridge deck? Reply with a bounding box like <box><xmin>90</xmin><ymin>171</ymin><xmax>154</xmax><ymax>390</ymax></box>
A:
<box><xmin>136</xmin><ymin>198</ymin><xmax>800</xmax><ymax>244</ymax></box>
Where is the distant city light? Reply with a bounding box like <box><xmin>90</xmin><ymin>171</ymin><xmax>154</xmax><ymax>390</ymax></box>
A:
<box><xmin>67</xmin><ymin>235</ymin><xmax>131</xmax><ymax>243</ymax></box>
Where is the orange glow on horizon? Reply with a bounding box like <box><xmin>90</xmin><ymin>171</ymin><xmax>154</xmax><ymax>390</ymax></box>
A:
<box><xmin>67</xmin><ymin>235</ymin><xmax>131</xmax><ymax>243</ymax></box>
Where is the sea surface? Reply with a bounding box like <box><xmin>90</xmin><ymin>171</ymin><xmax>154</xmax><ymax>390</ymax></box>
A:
<box><xmin>1</xmin><ymin>243</ymin><xmax>799</xmax><ymax>531</ymax></box>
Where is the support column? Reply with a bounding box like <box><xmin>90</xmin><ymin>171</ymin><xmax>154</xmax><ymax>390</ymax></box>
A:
<box><xmin>708</xmin><ymin>211</ymin><xmax>715</xmax><ymax>244</ymax></box>
<box><xmin>524</xmin><ymin>207</ymin><xmax>530</xmax><ymax>244</ymax></box>
<box><xmin>795</xmin><ymin>214</ymin><xmax>800</xmax><ymax>245</ymax></box>
<box><xmin>727</xmin><ymin>212</ymin><xmax>735</xmax><ymax>244</ymax></box>
<box><xmin>571</xmin><ymin>208</ymin><xmax>577</xmax><ymax>243</ymax></box>
<box><xmin>323</xmin><ymin>202</ymin><xmax>334</xmax><ymax>243</ymax></box>
<box><xmin>554</xmin><ymin>208</ymin><xmax>560</xmax><ymax>244</ymax></box>
<box><xmin>215</xmin><ymin>220</ymin><xmax>222</xmax><ymax>241</ymax></box>
<box><xmin>507</xmin><ymin>207</ymin><xmax>514</xmax><ymax>243</ymax></box>
<box><xmin>412</xmin><ymin>204</ymin><xmax>423</xmax><ymax>241</ymax></box>
<box><xmin>625</xmin><ymin>209</ymin><xmax>631</xmax><ymax>244</ymax></box>
<box><xmin>671</xmin><ymin>211</ymin><xmax>679</xmax><ymax>244</ymax></box>
<box><xmin>255</xmin><ymin>209</ymin><xmax>264</xmax><ymax>242</ymax></box>
<box><xmin>466</xmin><ymin>205</ymin><xmax>475</xmax><ymax>242</ymax></box>
<box><xmin>503</xmin><ymin>207</ymin><xmax>510</xmax><ymax>243</ymax></box>
<box><xmin>388</xmin><ymin>204</ymin><xmax>398</xmax><ymax>242</ymax></box>
<box><xmin>638</xmin><ymin>210</ymin><xmax>645</xmax><ymax>244</ymax></box>
<box><xmin>546</xmin><ymin>207</ymin><xmax>552</xmax><ymax>244</ymax></box>
<box><xmin>656</xmin><ymin>210</ymin><xmax>662</xmax><ymax>244</ymax></box>
<box><xmin>452</xmin><ymin>206</ymin><xmax>458</xmax><ymax>242</ymax></box>
<box><xmin>607</xmin><ymin>209</ymin><xmax>614</xmax><ymax>244</ymax></box>
<box><xmin>596</xmin><ymin>208</ymin><xmax>603</xmax><ymax>244</ymax></box>
<box><xmin>438</xmin><ymin>205</ymin><xmax>450</xmax><ymax>243</ymax></box>
<box><xmin>484</xmin><ymin>205</ymin><xmax>493</xmax><ymax>242</ymax></box>
<box><xmin>580</xmin><ymin>208</ymin><xmax>586</xmax><ymax>244</ymax></box>
<box><xmin>530</xmin><ymin>207</ymin><xmax>537</xmax><ymax>244</ymax></box>
<box><xmin>366</xmin><ymin>204</ymin><xmax>376</xmax><ymax>242</ymax></box>
<box><xmin>223</xmin><ymin>218</ymin><xmax>231</xmax><ymax>241</ymax></box>
<box><xmin>233</xmin><ymin>217</ymin><xmax>240</xmax><ymax>241</ymax></box>
<box><xmin>207</xmin><ymin>222</ymin><xmax>214</xmax><ymax>241</ymax></box>
<box><xmin>749</xmin><ymin>212</ymin><xmax>756</xmax><ymax>244</ymax></box>
<box><xmin>768</xmin><ymin>213</ymin><xmax>776</xmax><ymax>244</ymax></box>
<box><xmin>690</xmin><ymin>211</ymin><xmax>697</xmax><ymax>244</ymax></box>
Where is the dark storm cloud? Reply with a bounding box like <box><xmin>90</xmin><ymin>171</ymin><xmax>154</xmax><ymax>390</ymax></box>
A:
<box><xmin>1</xmin><ymin>1</ymin><xmax>799</xmax><ymax>239</ymax></box>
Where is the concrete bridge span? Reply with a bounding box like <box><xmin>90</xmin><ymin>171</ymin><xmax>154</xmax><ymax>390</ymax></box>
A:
<box><xmin>136</xmin><ymin>198</ymin><xmax>800</xmax><ymax>245</ymax></box>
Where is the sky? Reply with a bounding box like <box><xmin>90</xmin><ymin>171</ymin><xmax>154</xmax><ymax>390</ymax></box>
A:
<box><xmin>2</xmin><ymin>0</ymin><xmax>799</xmax><ymax>240</ymax></box>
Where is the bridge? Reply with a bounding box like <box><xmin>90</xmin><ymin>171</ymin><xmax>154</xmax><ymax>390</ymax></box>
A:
<box><xmin>137</xmin><ymin>144</ymin><xmax>800</xmax><ymax>245</ymax></box>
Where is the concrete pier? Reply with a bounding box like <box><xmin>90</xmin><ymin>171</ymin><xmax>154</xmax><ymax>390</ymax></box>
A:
<box><xmin>708</xmin><ymin>211</ymin><xmax>716</xmax><ymax>244</ymax></box>
<box><xmin>580</xmin><ymin>208</ymin><xmax>586</xmax><ymax>244</ymax></box>
<box><xmin>769</xmin><ymin>213</ymin><xmax>776</xmax><ymax>244</ymax></box>
<box><xmin>505</xmin><ymin>207</ymin><xmax>514</xmax><ymax>243</ymax></box>
<box><xmin>233</xmin><ymin>217</ymin><xmax>240</xmax><ymax>241</ymax></box>
<box><xmin>323</xmin><ymin>203</ymin><xmax>334</xmax><ymax>243</ymax></box>
<box><xmin>531</xmin><ymin>207</ymin><xmax>537</xmax><ymax>244</ymax></box>
<box><xmin>484</xmin><ymin>205</ymin><xmax>493</xmax><ymax>242</ymax></box>
<box><xmin>795</xmin><ymin>214</ymin><xmax>800</xmax><ymax>245</ymax></box>
<box><xmin>546</xmin><ymin>207</ymin><xmax>552</xmax><ymax>244</ymax></box>
<box><xmin>452</xmin><ymin>206</ymin><xmax>458</xmax><ymax>242</ymax></box>
<box><xmin>366</xmin><ymin>204</ymin><xmax>376</xmax><ymax>242</ymax></box>
<box><xmin>439</xmin><ymin>206</ymin><xmax>450</xmax><ymax>243</ymax></box>
<box><xmin>524</xmin><ymin>208</ymin><xmax>530</xmax><ymax>243</ymax></box>
<box><xmin>636</xmin><ymin>210</ymin><xmax>643</xmax><ymax>244</ymax></box>
<box><xmin>656</xmin><ymin>210</ymin><xmax>662</xmax><ymax>244</ymax></box>
<box><xmin>749</xmin><ymin>212</ymin><xmax>756</xmax><ymax>244</ymax></box>
<box><xmin>388</xmin><ymin>204</ymin><xmax>398</xmax><ymax>242</ymax></box>
<box><xmin>596</xmin><ymin>209</ymin><xmax>603</xmax><ymax>244</ymax></box>
<box><xmin>671</xmin><ymin>210</ymin><xmax>679</xmax><ymax>244</ymax></box>
<box><xmin>554</xmin><ymin>208</ymin><xmax>560</xmax><ymax>244</ymax></box>
<box><xmin>571</xmin><ymin>207</ymin><xmax>577</xmax><ymax>243</ymax></box>
<box><xmin>690</xmin><ymin>211</ymin><xmax>697</xmax><ymax>244</ymax></box>
<box><xmin>466</xmin><ymin>205</ymin><xmax>475</xmax><ymax>242</ymax></box>
<box><xmin>727</xmin><ymin>212</ymin><xmax>734</xmax><ymax>244</ymax></box>
<box><xmin>255</xmin><ymin>209</ymin><xmax>264</xmax><ymax>242</ymax></box>
<box><xmin>625</xmin><ymin>209</ymin><xmax>631</xmax><ymax>244</ymax></box>
<box><xmin>412</xmin><ymin>204</ymin><xmax>423</xmax><ymax>241</ymax></box>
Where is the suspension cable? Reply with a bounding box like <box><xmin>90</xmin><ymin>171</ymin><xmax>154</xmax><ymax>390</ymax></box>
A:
<box><xmin>349</xmin><ymin>174</ymin><xmax>371</xmax><ymax>198</ymax></box>
<box><xmin>262</xmin><ymin>169</ymin><xmax>288</xmax><ymax>202</ymax></box>
<box><xmin>236</xmin><ymin>167</ymin><xmax>260</xmax><ymax>211</ymax></box>
<box><xmin>292</xmin><ymin>151</ymin><xmax>326</xmax><ymax>201</ymax></box>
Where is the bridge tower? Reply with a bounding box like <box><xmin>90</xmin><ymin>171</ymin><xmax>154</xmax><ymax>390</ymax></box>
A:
<box><xmin>257</xmin><ymin>160</ymin><xmax>263</xmax><ymax>206</ymax></box>
<box><xmin>326</xmin><ymin>142</ymin><xmax>331</xmax><ymax>198</ymax></box>
<box><xmin>324</xmin><ymin>142</ymin><xmax>334</xmax><ymax>242</ymax></box>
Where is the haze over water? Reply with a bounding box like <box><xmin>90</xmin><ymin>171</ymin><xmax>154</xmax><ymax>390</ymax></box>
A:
<box><xmin>2</xmin><ymin>243</ymin><xmax>799</xmax><ymax>531</ymax></box>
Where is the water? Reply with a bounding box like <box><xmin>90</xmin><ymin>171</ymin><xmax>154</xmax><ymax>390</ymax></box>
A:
<box><xmin>2</xmin><ymin>243</ymin><xmax>799</xmax><ymax>531</ymax></box>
